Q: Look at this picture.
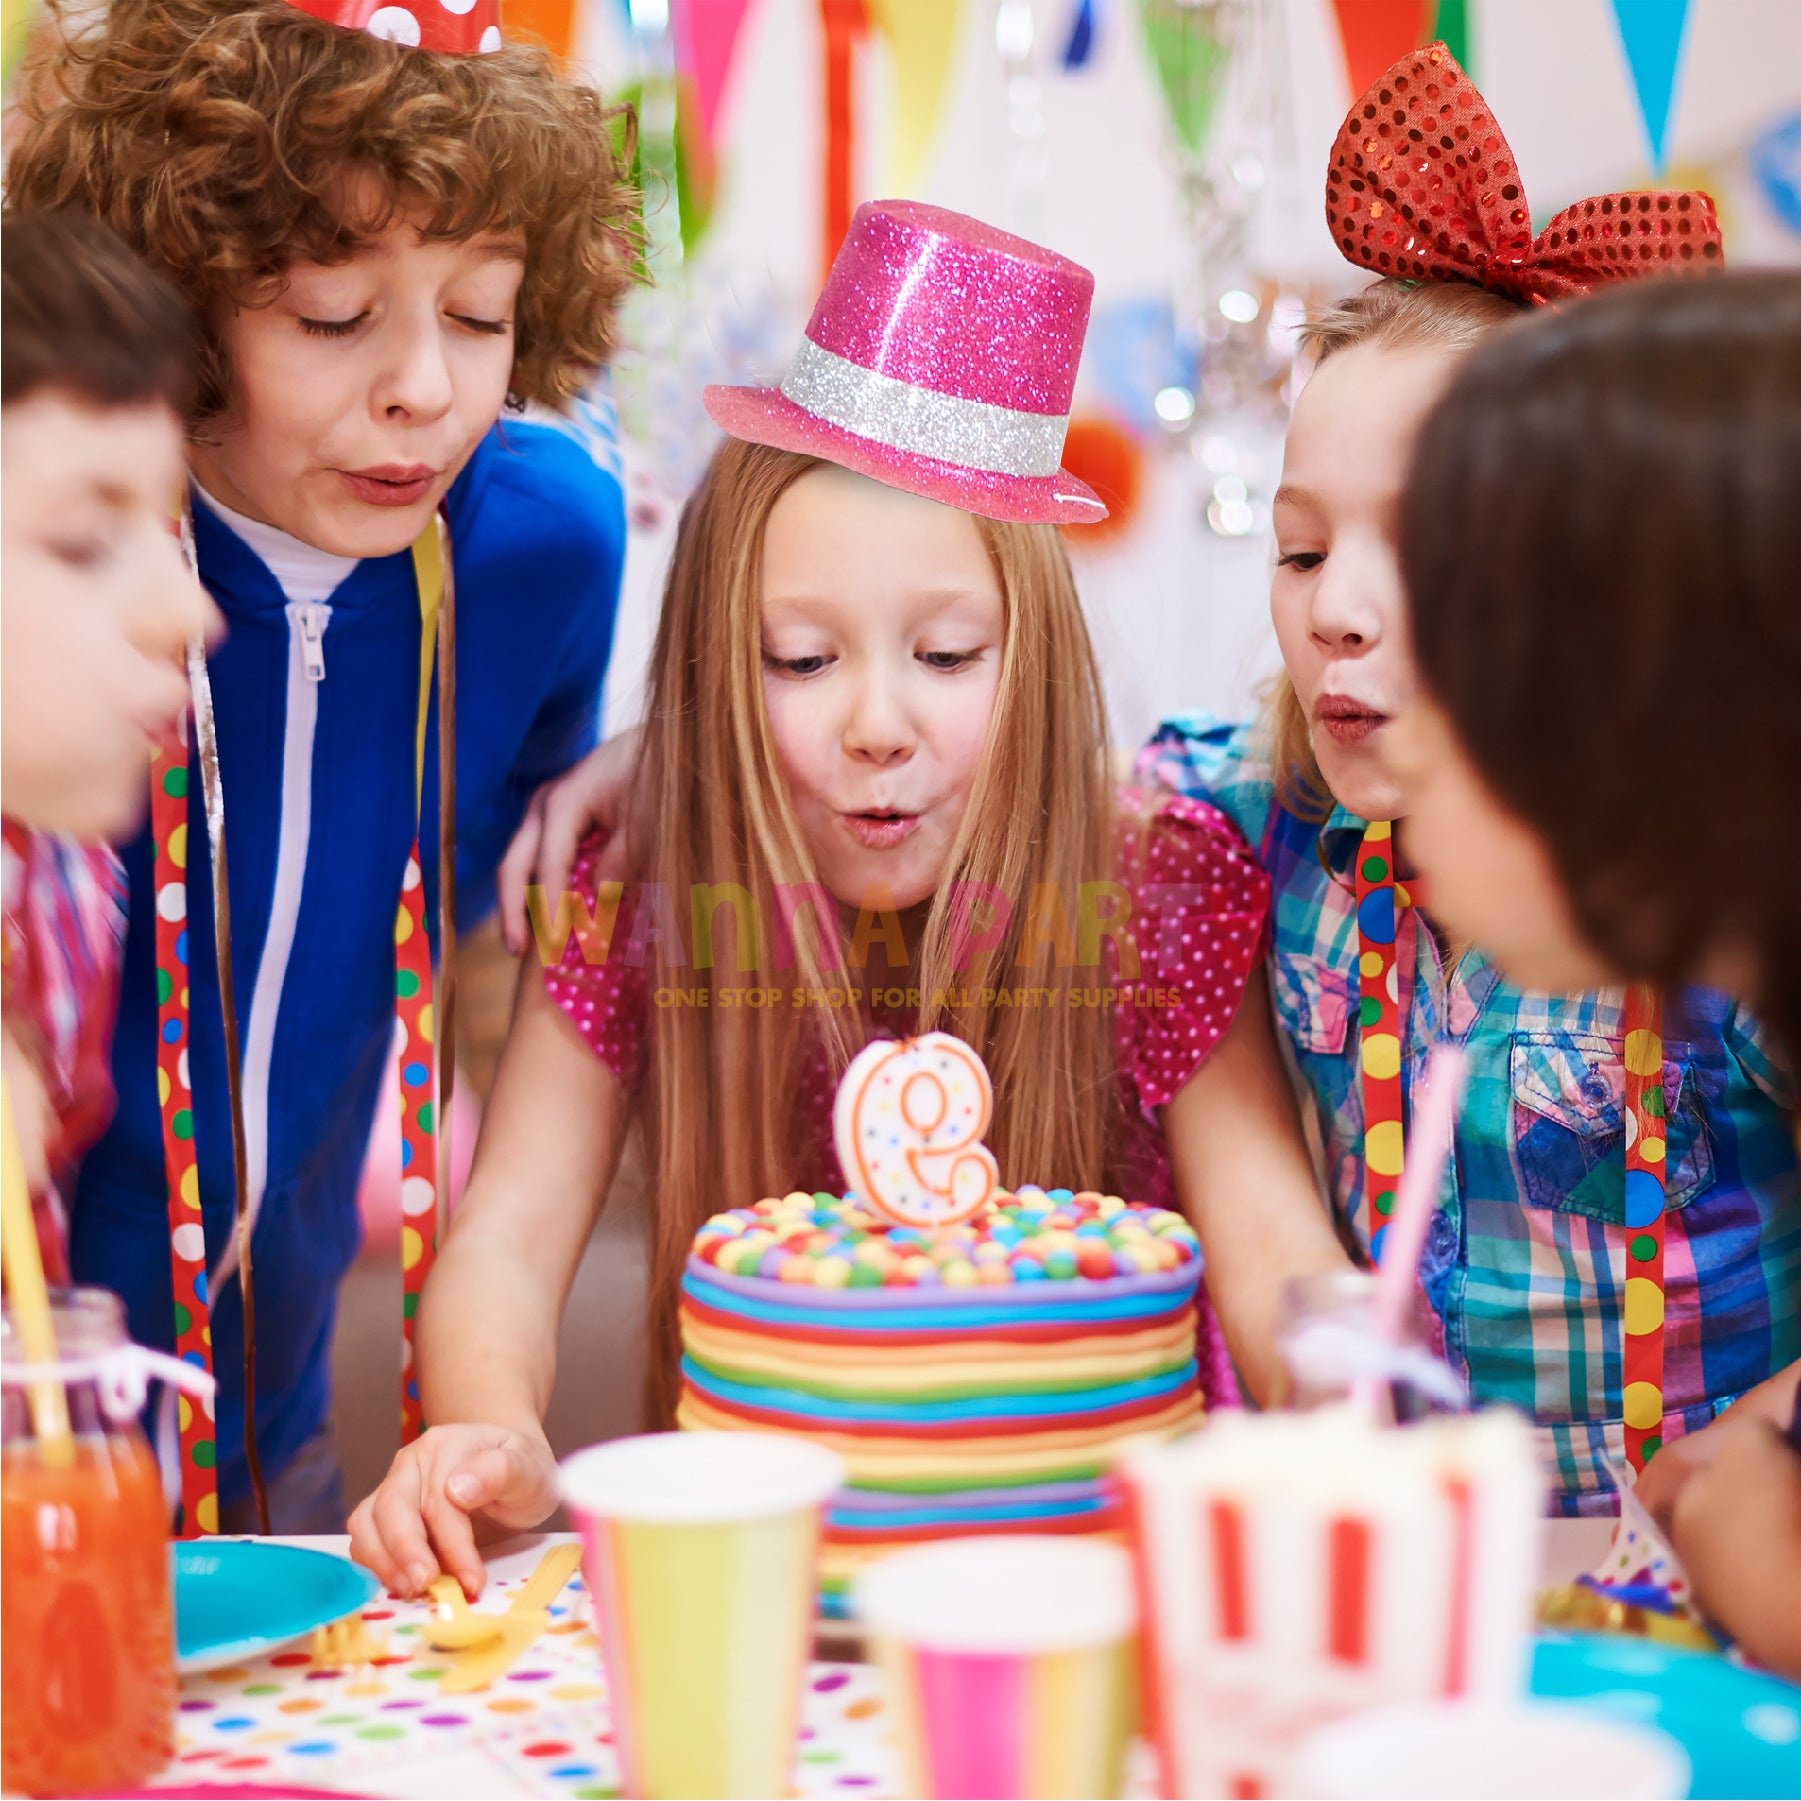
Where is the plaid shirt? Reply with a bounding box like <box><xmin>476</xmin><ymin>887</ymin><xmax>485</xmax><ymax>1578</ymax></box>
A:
<box><xmin>1142</xmin><ymin>715</ymin><xmax>1801</xmax><ymax>1515</ymax></box>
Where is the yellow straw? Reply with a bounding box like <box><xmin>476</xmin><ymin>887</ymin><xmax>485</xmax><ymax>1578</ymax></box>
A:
<box><xmin>1</xmin><ymin>1073</ymin><xmax>73</xmax><ymax>1461</ymax></box>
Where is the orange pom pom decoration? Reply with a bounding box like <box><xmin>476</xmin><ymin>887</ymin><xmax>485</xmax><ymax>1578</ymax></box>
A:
<box><xmin>1058</xmin><ymin>415</ymin><xmax>1144</xmax><ymax>544</ymax></box>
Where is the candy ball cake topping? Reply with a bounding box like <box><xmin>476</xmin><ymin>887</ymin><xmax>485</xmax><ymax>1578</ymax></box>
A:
<box><xmin>691</xmin><ymin>1187</ymin><xmax>1200</xmax><ymax>1287</ymax></box>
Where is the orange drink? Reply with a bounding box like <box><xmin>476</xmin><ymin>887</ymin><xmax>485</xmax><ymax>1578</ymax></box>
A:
<box><xmin>2</xmin><ymin>1290</ymin><xmax>176</xmax><ymax>1797</ymax></box>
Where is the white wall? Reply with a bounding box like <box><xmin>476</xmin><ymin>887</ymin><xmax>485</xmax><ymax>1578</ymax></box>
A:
<box><xmin>585</xmin><ymin>0</ymin><xmax>1801</xmax><ymax>749</ymax></box>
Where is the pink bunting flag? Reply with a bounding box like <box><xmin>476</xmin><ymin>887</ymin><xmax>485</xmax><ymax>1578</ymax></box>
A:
<box><xmin>671</xmin><ymin>0</ymin><xmax>756</xmax><ymax>146</ymax></box>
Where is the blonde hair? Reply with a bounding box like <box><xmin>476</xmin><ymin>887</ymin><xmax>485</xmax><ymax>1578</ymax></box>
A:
<box><xmin>630</xmin><ymin>441</ymin><xmax>1123</xmax><ymax>1424</ymax></box>
<box><xmin>1265</xmin><ymin>279</ymin><xmax>1525</xmax><ymax>818</ymax></box>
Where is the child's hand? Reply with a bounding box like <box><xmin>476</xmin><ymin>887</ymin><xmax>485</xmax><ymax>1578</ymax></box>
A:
<box><xmin>1669</xmin><ymin>1411</ymin><xmax>1801</xmax><ymax>1681</ymax></box>
<box><xmin>496</xmin><ymin>726</ymin><xmax>643</xmax><ymax>956</ymax></box>
<box><xmin>348</xmin><ymin>1422</ymin><xmax>559</xmax><ymax>1600</ymax></box>
<box><xmin>1635</xmin><ymin>1360</ymin><xmax>1801</xmax><ymax>1532</ymax></box>
<box><xmin>1632</xmin><ymin>1428</ymin><xmax>1720</xmax><ymax>1533</ymax></box>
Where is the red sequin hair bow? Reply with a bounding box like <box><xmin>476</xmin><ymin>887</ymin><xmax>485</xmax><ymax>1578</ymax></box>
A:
<box><xmin>1326</xmin><ymin>42</ymin><xmax>1724</xmax><ymax>304</ymax></box>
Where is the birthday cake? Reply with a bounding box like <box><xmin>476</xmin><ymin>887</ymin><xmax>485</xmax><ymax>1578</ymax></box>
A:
<box><xmin>677</xmin><ymin>1184</ymin><xmax>1204</xmax><ymax>1613</ymax></box>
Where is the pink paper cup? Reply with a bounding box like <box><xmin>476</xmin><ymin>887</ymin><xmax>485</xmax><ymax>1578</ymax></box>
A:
<box><xmin>559</xmin><ymin>1432</ymin><xmax>844</xmax><ymax>1799</ymax></box>
<box><xmin>855</xmin><ymin>1536</ymin><xmax>1138</xmax><ymax>1800</ymax></box>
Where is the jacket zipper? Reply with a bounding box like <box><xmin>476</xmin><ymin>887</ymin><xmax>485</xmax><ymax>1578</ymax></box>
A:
<box><xmin>211</xmin><ymin>599</ymin><xmax>331</xmax><ymax>1286</ymax></box>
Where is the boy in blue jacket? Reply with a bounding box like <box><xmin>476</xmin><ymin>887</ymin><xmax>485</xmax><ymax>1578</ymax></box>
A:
<box><xmin>8</xmin><ymin>0</ymin><xmax>638</xmax><ymax>1530</ymax></box>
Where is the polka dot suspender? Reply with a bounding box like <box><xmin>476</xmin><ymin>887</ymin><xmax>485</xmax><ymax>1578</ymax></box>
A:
<box><xmin>1353</xmin><ymin>822</ymin><xmax>1405</xmax><ymax>1264</ymax></box>
<box><xmin>1620</xmin><ymin>991</ymin><xmax>1668</xmax><ymax>1473</ymax></box>
<box><xmin>1354</xmin><ymin>824</ymin><xmax>1668</xmax><ymax>1472</ymax></box>
<box><xmin>152</xmin><ymin>713</ymin><xmax>218</xmax><ymax>1536</ymax></box>
<box><xmin>154</xmin><ymin>512</ymin><xmax>456</xmax><ymax>1534</ymax></box>
<box><xmin>400</xmin><ymin>519</ymin><xmax>457</xmax><ymax>1447</ymax></box>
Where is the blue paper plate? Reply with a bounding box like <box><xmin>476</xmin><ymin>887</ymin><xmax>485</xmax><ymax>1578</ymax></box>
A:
<box><xmin>174</xmin><ymin>1540</ymin><xmax>381</xmax><ymax>1673</ymax></box>
<box><xmin>1533</xmin><ymin>1632</ymin><xmax>1801</xmax><ymax>1798</ymax></box>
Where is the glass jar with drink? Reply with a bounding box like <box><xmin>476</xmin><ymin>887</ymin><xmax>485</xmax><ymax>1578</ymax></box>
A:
<box><xmin>1273</xmin><ymin>1269</ymin><xmax>1467</xmax><ymax>1419</ymax></box>
<box><xmin>2</xmin><ymin>1286</ymin><xmax>178</xmax><ymax>1796</ymax></box>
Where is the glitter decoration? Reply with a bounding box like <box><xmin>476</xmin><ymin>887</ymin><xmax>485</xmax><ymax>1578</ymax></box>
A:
<box><xmin>705</xmin><ymin>199</ymin><xmax>1108</xmax><ymax>525</ymax></box>
<box><xmin>779</xmin><ymin>341</ymin><xmax>1067</xmax><ymax>479</ymax></box>
<box><xmin>1325</xmin><ymin>43</ymin><xmax>1724</xmax><ymax>304</ymax></box>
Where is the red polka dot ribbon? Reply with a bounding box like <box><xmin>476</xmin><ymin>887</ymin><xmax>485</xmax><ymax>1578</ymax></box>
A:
<box><xmin>154</xmin><ymin>514</ymin><xmax>456</xmax><ymax>1532</ymax></box>
<box><xmin>1355</xmin><ymin>825</ymin><xmax>1669</xmax><ymax>1467</ymax></box>
<box><xmin>1620</xmin><ymin>985</ymin><xmax>1668</xmax><ymax>1474</ymax></box>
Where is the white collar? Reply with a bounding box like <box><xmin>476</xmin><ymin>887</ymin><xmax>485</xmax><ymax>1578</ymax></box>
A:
<box><xmin>192</xmin><ymin>482</ymin><xmax>361</xmax><ymax>608</ymax></box>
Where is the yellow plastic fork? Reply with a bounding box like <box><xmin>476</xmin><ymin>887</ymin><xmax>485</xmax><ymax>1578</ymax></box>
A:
<box><xmin>432</xmin><ymin>1543</ymin><xmax>583</xmax><ymax>1694</ymax></box>
<box><xmin>424</xmin><ymin>1573</ymin><xmax>500</xmax><ymax>1650</ymax></box>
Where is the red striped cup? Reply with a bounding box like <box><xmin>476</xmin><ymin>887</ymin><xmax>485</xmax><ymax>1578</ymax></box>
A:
<box><xmin>1121</xmin><ymin>1408</ymin><xmax>1543</xmax><ymax>1800</ymax></box>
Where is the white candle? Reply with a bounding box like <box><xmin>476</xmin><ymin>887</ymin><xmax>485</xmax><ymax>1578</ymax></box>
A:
<box><xmin>832</xmin><ymin>1032</ymin><xmax>999</xmax><ymax>1228</ymax></box>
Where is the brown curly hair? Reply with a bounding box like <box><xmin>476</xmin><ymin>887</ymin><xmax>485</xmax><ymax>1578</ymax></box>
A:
<box><xmin>6</xmin><ymin>0</ymin><xmax>640</xmax><ymax>424</ymax></box>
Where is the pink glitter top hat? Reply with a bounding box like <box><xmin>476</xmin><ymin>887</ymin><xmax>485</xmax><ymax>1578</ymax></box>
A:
<box><xmin>704</xmin><ymin>200</ymin><xmax>1107</xmax><ymax>526</ymax></box>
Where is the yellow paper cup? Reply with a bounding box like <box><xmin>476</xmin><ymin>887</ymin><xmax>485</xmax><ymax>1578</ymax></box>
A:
<box><xmin>559</xmin><ymin>1431</ymin><xmax>844</xmax><ymax>1800</ymax></box>
<box><xmin>856</xmin><ymin>1536</ymin><xmax>1138</xmax><ymax>1799</ymax></box>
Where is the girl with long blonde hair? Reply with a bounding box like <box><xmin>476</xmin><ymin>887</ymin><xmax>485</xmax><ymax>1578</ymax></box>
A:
<box><xmin>347</xmin><ymin>201</ymin><xmax>1270</xmax><ymax>1597</ymax></box>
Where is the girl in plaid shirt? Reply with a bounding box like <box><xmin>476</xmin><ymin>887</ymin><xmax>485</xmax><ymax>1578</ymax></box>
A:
<box><xmin>1140</xmin><ymin>46</ymin><xmax>1798</xmax><ymax>1517</ymax></box>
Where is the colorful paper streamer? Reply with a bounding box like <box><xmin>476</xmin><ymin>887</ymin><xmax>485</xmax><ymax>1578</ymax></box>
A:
<box><xmin>819</xmin><ymin>0</ymin><xmax>867</xmax><ymax>282</ymax></box>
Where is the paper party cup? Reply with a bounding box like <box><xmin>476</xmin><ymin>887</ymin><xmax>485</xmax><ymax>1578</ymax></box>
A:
<box><xmin>559</xmin><ymin>1431</ymin><xmax>844</xmax><ymax>1800</ymax></box>
<box><xmin>1287</xmin><ymin>1698</ymin><xmax>1690</xmax><ymax>1800</ymax></box>
<box><xmin>1122</xmin><ymin>1406</ymin><xmax>1543</xmax><ymax>1800</ymax></box>
<box><xmin>856</xmin><ymin>1535</ymin><xmax>1138</xmax><ymax>1799</ymax></box>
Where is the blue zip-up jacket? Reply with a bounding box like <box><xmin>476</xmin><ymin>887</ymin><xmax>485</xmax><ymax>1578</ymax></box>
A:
<box><xmin>72</xmin><ymin>413</ymin><xmax>625</xmax><ymax>1507</ymax></box>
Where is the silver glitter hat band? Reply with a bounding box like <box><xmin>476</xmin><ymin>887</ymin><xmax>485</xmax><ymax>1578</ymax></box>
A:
<box><xmin>777</xmin><ymin>338</ymin><xmax>1069</xmax><ymax>479</ymax></box>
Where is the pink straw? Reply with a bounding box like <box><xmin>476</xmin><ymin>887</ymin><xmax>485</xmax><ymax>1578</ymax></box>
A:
<box><xmin>1355</xmin><ymin>1044</ymin><xmax>1468</xmax><ymax>1413</ymax></box>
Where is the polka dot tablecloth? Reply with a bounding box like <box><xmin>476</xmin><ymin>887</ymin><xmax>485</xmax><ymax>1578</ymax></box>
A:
<box><xmin>157</xmin><ymin>1531</ymin><xmax>1801</xmax><ymax>1799</ymax></box>
<box><xmin>164</xmin><ymin>1537</ymin><xmax>899</xmax><ymax>1800</ymax></box>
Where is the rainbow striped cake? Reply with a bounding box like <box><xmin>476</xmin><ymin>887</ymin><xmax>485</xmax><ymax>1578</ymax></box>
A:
<box><xmin>677</xmin><ymin>1186</ymin><xmax>1203</xmax><ymax>1615</ymax></box>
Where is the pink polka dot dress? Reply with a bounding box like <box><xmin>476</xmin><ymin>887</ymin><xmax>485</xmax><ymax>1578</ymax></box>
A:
<box><xmin>544</xmin><ymin>789</ymin><xmax>1272</xmax><ymax>1404</ymax></box>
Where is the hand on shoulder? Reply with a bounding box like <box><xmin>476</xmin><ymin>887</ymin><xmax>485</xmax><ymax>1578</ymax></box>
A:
<box><xmin>497</xmin><ymin>725</ymin><xmax>644</xmax><ymax>955</ymax></box>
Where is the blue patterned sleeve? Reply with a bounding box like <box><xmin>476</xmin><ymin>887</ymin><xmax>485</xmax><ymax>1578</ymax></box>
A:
<box><xmin>1135</xmin><ymin>712</ymin><xmax>1276</xmax><ymax>857</ymax></box>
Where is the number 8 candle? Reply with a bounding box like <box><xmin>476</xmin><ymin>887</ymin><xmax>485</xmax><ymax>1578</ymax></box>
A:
<box><xmin>833</xmin><ymin>1033</ymin><xmax>1000</xmax><ymax>1228</ymax></box>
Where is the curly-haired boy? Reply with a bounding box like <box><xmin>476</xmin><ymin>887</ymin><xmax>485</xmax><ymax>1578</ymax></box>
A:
<box><xmin>8</xmin><ymin>0</ymin><xmax>640</xmax><ymax>1532</ymax></box>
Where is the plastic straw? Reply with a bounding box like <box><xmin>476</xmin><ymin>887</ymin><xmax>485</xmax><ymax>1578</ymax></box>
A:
<box><xmin>1355</xmin><ymin>1044</ymin><xmax>1468</xmax><ymax>1415</ymax></box>
<box><xmin>1</xmin><ymin>1074</ymin><xmax>74</xmax><ymax>1460</ymax></box>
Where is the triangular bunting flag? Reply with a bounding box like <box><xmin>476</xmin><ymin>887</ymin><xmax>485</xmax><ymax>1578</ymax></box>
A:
<box><xmin>1608</xmin><ymin>0</ymin><xmax>1691</xmax><ymax>177</ymax></box>
<box><xmin>1328</xmin><ymin>0</ymin><xmax>1432</xmax><ymax>99</ymax></box>
<box><xmin>670</xmin><ymin>0</ymin><xmax>756</xmax><ymax>147</ymax></box>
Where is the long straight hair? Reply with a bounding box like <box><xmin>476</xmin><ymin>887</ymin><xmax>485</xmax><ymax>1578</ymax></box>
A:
<box><xmin>630</xmin><ymin>440</ymin><xmax>1119</xmax><ymax>1422</ymax></box>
